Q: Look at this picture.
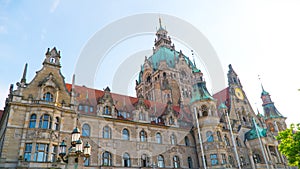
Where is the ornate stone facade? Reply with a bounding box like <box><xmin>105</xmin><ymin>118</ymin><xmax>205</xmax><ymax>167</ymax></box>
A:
<box><xmin>0</xmin><ymin>21</ymin><xmax>292</xmax><ymax>169</ymax></box>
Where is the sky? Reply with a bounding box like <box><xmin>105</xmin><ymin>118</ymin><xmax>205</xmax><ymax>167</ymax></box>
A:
<box><xmin>0</xmin><ymin>0</ymin><xmax>300</xmax><ymax>126</ymax></box>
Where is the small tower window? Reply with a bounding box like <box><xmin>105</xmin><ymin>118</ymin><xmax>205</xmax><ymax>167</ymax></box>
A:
<box><xmin>201</xmin><ymin>105</ymin><xmax>208</xmax><ymax>116</ymax></box>
<box><xmin>206</xmin><ymin>131</ymin><xmax>214</xmax><ymax>142</ymax></box>
<box><xmin>50</xmin><ymin>57</ymin><xmax>56</xmax><ymax>63</ymax></box>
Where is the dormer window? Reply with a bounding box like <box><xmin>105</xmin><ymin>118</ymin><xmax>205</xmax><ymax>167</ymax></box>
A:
<box><xmin>104</xmin><ymin>106</ymin><xmax>111</xmax><ymax>115</ymax></box>
<box><xmin>43</xmin><ymin>92</ymin><xmax>53</xmax><ymax>102</ymax></box>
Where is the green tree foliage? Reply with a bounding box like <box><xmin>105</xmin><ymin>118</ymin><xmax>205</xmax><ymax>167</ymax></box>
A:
<box><xmin>276</xmin><ymin>124</ymin><xmax>300</xmax><ymax>167</ymax></box>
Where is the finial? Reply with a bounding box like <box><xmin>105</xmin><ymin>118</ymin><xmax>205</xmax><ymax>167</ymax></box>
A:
<box><xmin>258</xmin><ymin>75</ymin><xmax>265</xmax><ymax>92</ymax></box>
<box><xmin>21</xmin><ymin>63</ymin><xmax>28</xmax><ymax>84</ymax></box>
<box><xmin>159</xmin><ymin>17</ymin><xmax>162</xmax><ymax>28</ymax></box>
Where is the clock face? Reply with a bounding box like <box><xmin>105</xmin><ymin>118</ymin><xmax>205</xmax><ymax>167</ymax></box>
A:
<box><xmin>235</xmin><ymin>88</ymin><xmax>244</xmax><ymax>100</ymax></box>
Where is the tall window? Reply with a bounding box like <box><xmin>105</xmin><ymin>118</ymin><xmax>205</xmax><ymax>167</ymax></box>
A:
<box><xmin>103</xmin><ymin>151</ymin><xmax>112</xmax><ymax>166</ymax></box>
<box><xmin>170</xmin><ymin>134</ymin><xmax>176</xmax><ymax>145</ymax></box>
<box><xmin>39</xmin><ymin>114</ymin><xmax>52</xmax><ymax>129</ymax></box>
<box><xmin>29</xmin><ymin>114</ymin><xmax>36</xmax><ymax>128</ymax></box>
<box><xmin>221</xmin><ymin>154</ymin><xmax>227</xmax><ymax>164</ymax></box>
<box><xmin>103</xmin><ymin>126</ymin><xmax>111</xmax><ymax>139</ymax></box>
<box><xmin>43</xmin><ymin>92</ymin><xmax>53</xmax><ymax>102</ymax></box>
<box><xmin>104</xmin><ymin>106</ymin><xmax>111</xmax><ymax>115</ymax></box>
<box><xmin>140</xmin><ymin>130</ymin><xmax>147</xmax><ymax>142</ymax></box>
<box><xmin>224</xmin><ymin>135</ymin><xmax>230</xmax><ymax>146</ymax></box>
<box><xmin>156</xmin><ymin>133</ymin><xmax>162</xmax><ymax>144</ymax></box>
<box><xmin>51</xmin><ymin>145</ymin><xmax>57</xmax><ymax>162</ymax></box>
<box><xmin>24</xmin><ymin>143</ymin><xmax>32</xmax><ymax>161</ymax></box>
<box><xmin>123</xmin><ymin>153</ymin><xmax>131</xmax><ymax>167</ymax></box>
<box><xmin>253</xmin><ymin>153</ymin><xmax>261</xmax><ymax>163</ymax></box>
<box><xmin>54</xmin><ymin>117</ymin><xmax>59</xmax><ymax>130</ymax></box>
<box><xmin>173</xmin><ymin>156</ymin><xmax>180</xmax><ymax>168</ymax></box>
<box><xmin>184</xmin><ymin>136</ymin><xmax>190</xmax><ymax>146</ymax></box>
<box><xmin>82</xmin><ymin>124</ymin><xmax>90</xmax><ymax>137</ymax></box>
<box><xmin>122</xmin><ymin>129</ymin><xmax>130</xmax><ymax>140</ymax></box>
<box><xmin>34</xmin><ymin>143</ymin><xmax>49</xmax><ymax>162</ymax></box>
<box><xmin>228</xmin><ymin>155</ymin><xmax>234</xmax><ymax>166</ymax></box>
<box><xmin>141</xmin><ymin>154</ymin><xmax>148</xmax><ymax>167</ymax></box>
<box><xmin>158</xmin><ymin>155</ymin><xmax>165</xmax><ymax>168</ymax></box>
<box><xmin>217</xmin><ymin>131</ymin><xmax>222</xmax><ymax>141</ymax></box>
<box><xmin>240</xmin><ymin>156</ymin><xmax>245</xmax><ymax>166</ymax></box>
<box><xmin>84</xmin><ymin>157</ymin><xmax>90</xmax><ymax>166</ymax></box>
<box><xmin>188</xmin><ymin>157</ymin><xmax>193</xmax><ymax>168</ymax></box>
<box><xmin>206</xmin><ymin>131</ymin><xmax>214</xmax><ymax>142</ymax></box>
<box><xmin>236</xmin><ymin>137</ymin><xmax>241</xmax><ymax>147</ymax></box>
<box><xmin>201</xmin><ymin>105</ymin><xmax>208</xmax><ymax>116</ymax></box>
<box><xmin>210</xmin><ymin>154</ymin><xmax>218</xmax><ymax>166</ymax></box>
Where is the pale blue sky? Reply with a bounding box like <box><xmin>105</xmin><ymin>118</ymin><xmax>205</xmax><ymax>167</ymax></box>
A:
<box><xmin>1</xmin><ymin>0</ymin><xmax>300</xmax><ymax>125</ymax></box>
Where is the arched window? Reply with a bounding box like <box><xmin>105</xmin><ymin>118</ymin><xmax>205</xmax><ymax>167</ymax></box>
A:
<box><xmin>122</xmin><ymin>129</ymin><xmax>129</xmax><ymax>140</ymax></box>
<box><xmin>170</xmin><ymin>134</ymin><xmax>176</xmax><ymax>145</ymax></box>
<box><xmin>104</xmin><ymin>106</ymin><xmax>111</xmax><ymax>115</ymax></box>
<box><xmin>43</xmin><ymin>92</ymin><xmax>53</xmax><ymax>102</ymax></box>
<box><xmin>201</xmin><ymin>105</ymin><xmax>208</xmax><ymax>116</ymax></box>
<box><xmin>158</xmin><ymin>155</ymin><xmax>165</xmax><ymax>168</ymax></box>
<box><xmin>103</xmin><ymin>126</ymin><xmax>111</xmax><ymax>139</ymax></box>
<box><xmin>184</xmin><ymin>136</ymin><xmax>190</xmax><ymax>146</ymax></box>
<box><xmin>156</xmin><ymin>133</ymin><xmax>162</xmax><ymax>144</ymax></box>
<box><xmin>224</xmin><ymin>135</ymin><xmax>230</xmax><ymax>146</ymax></box>
<box><xmin>140</xmin><ymin>130</ymin><xmax>147</xmax><ymax>142</ymax></box>
<box><xmin>29</xmin><ymin>114</ymin><xmax>36</xmax><ymax>128</ymax></box>
<box><xmin>39</xmin><ymin>114</ymin><xmax>52</xmax><ymax>129</ymax></box>
<box><xmin>236</xmin><ymin>137</ymin><xmax>241</xmax><ymax>147</ymax></box>
<box><xmin>173</xmin><ymin>156</ymin><xmax>180</xmax><ymax>168</ymax></box>
<box><xmin>54</xmin><ymin>117</ymin><xmax>59</xmax><ymax>130</ymax></box>
<box><xmin>188</xmin><ymin>157</ymin><xmax>193</xmax><ymax>168</ymax></box>
<box><xmin>206</xmin><ymin>131</ymin><xmax>214</xmax><ymax>142</ymax></box>
<box><xmin>103</xmin><ymin>151</ymin><xmax>112</xmax><ymax>166</ymax></box>
<box><xmin>217</xmin><ymin>131</ymin><xmax>222</xmax><ymax>141</ymax></box>
<box><xmin>123</xmin><ymin>153</ymin><xmax>131</xmax><ymax>167</ymax></box>
<box><xmin>82</xmin><ymin>124</ymin><xmax>90</xmax><ymax>137</ymax></box>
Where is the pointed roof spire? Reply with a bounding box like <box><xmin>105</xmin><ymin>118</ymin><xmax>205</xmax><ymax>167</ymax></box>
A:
<box><xmin>21</xmin><ymin>63</ymin><xmax>28</xmax><ymax>84</ymax></box>
<box><xmin>258</xmin><ymin>75</ymin><xmax>269</xmax><ymax>96</ymax></box>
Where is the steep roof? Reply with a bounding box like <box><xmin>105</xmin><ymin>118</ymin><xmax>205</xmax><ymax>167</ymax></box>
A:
<box><xmin>213</xmin><ymin>87</ymin><xmax>230</xmax><ymax>109</ymax></box>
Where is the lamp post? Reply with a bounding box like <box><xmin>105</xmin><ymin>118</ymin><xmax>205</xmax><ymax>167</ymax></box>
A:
<box><xmin>59</xmin><ymin>127</ymin><xmax>91</xmax><ymax>169</ymax></box>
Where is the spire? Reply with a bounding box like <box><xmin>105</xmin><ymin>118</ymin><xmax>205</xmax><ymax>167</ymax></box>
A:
<box><xmin>154</xmin><ymin>18</ymin><xmax>172</xmax><ymax>51</ymax></box>
<box><xmin>159</xmin><ymin>17</ymin><xmax>162</xmax><ymax>29</ymax></box>
<box><xmin>20</xmin><ymin>63</ymin><xmax>28</xmax><ymax>84</ymax></box>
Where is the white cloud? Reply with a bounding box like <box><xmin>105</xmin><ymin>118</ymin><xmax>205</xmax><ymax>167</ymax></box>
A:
<box><xmin>50</xmin><ymin>0</ymin><xmax>60</xmax><ymax>13</ymax></box>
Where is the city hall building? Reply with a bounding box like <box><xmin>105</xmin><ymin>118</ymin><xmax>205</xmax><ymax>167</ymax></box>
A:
<box><xmin>0</xmin><ymin>21</ymin><xmax>290</xmax><ymax>169</ymax></box>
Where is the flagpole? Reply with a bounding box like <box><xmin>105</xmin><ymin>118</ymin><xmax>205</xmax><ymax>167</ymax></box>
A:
<box><xmin>253</xmin><ymin>118</ymin><xmax>270</xmax><ymax>169</ymax></box>
<box><xmin>193</xmin><ymin>107</ymin><xmax>207</xmax><ymax>169</ymax></box>
<box><xmin>226</xmin><ymin>110</ymin><xmax>241</xmax><ymax>169</ymax></box>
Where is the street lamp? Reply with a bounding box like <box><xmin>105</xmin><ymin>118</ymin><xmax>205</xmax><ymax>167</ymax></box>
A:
<box><xmin>58</xmin><ymin>126</ymin><xmax>91</xmax><ymax>166</ymax></box>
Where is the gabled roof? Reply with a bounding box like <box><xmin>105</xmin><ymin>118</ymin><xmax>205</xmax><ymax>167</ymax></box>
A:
<box><xmin>65</xmin><ymin>84</ymin><xmax>194</xmax><ymax>125</ymax></box>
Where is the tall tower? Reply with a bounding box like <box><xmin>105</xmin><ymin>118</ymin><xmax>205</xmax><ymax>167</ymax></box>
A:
<box><xmin>135</xmin><ymin>19</ymin><xmax>201</xmax><ymax>106</ymax></box>
<box><xmin>261</xmin><ymin>84</ymin><xmax>287</xmax><ymax>134</ymax></box>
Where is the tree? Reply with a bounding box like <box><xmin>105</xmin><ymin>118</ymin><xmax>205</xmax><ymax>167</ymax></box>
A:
<box><xmin>276</xmin><ymin>123</ymin><xmax>300</xmax><ymax>167</ymax></box>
